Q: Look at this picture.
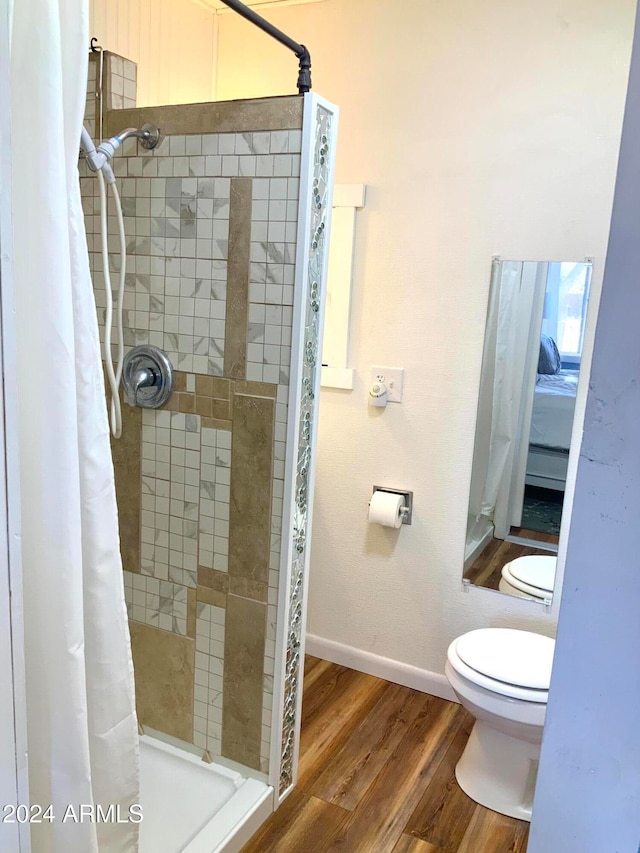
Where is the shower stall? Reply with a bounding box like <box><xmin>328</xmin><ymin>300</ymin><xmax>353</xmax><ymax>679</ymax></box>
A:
<box><xmin>82</xmin><ymin>49</ymin><xmax>337</xmax><ymax>851</ymax></box>
<box><xmin>2</xmin><ymin>11</ymin><xmax>337</xmax><ymax>848</ymax></box>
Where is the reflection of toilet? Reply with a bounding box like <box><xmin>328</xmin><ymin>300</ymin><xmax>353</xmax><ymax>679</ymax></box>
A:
<box><xmin>499</xmin><ymin>554</ymin><xmax>557</xmax><ymax>602</ymax></box>
<box><xmin>445</xmin><ymin>628</ymin><xmax>555</xmax><ymax>821</ymax></box>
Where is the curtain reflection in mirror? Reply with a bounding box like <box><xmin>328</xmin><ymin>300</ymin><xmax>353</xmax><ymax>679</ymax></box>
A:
<box><xmin>464</xmin><ymin>258</ymin><xmax>592</xmax><ymax>601</ymax></box>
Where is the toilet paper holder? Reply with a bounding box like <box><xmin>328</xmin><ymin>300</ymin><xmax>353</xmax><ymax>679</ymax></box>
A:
<box><xmin>371</xmin><ymin>486</ymin><xmax>413</xmax><ymax>525</ymax></box>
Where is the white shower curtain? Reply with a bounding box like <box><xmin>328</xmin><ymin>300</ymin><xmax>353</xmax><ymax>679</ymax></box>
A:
<box><xmin>479</xmin><ymin>261</ymin><xmax>546</xmax><ymax>539</ymax></box>
<box><xmin>10</xmin><ymin>2</ymin><xmax>140</xmax><ymax>852</ymax></box>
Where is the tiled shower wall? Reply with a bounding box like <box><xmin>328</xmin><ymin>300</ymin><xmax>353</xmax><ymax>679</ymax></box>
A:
<box><xmin>81</xmin><ymin>71</ymin><xmax>306</xmax><ymax>774</ymax></box>
<box><xmin>85</xmin><ymin>50</ymin><xmax>137</xmax><ymax>141</ymax></box>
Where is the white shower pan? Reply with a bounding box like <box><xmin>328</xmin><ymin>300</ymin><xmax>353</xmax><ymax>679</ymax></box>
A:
<box><xmin>139</xmin><ymin>735</ymin><xmax>271</xmax><ymax>853</ymax></box>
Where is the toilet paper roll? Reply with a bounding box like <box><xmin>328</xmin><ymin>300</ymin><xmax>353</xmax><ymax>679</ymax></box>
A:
<box><xmin>368</xmin><ymin>490</ymin><xmax>404</xmax><ymax>528</ymax></box>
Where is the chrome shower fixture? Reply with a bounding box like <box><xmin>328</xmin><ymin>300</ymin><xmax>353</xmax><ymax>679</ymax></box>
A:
<box><xmin>78</xmin><ymin>121</ymin><xmax>160</xmax><ymax>439</ymax></box>
<box><xmin>106</xmin><ymin>123</ymin><xmax>161</xmax><ymax>152</ymax></box>
<box><xmin>122</xmin><ymin>345</ymin><xmax>173</xmax><ymax>409</ymax></box>
<box><xmin>81</xmin><ymin>123</ymin><xmax>160</xmax><ymax>176</ymax></box>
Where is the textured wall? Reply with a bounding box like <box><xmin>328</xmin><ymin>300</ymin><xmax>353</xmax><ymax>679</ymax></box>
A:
<box><xmin>88</xmin><ymin>0</ymin><xmax>217</xmax><ymax>106</ymax></box>
<box><xmin>81</xmin><ymin>92</ymin><xmax>305</xmax><ymax>774</ymax></box>
<box><xmin>216</xmin><ymin>0</ymin><xmax>636</xmax><ymax>676</ymax></box>
<box><xmin>530</xmin><ymin>7</ymin><xmax>640</xmax><ymax>848</ymax></box>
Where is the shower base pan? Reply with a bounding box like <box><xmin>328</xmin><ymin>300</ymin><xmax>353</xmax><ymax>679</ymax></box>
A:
<box><xmin>139</xmin><ymin>734</ymin><xmax>272</xmax><ymax>853</ymax></box>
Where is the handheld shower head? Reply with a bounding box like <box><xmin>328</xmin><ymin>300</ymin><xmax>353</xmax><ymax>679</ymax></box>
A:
<box><xmin>78</xmin><ymin>122</ymin><xmax>160</xmax><ymax>440</ymax></box>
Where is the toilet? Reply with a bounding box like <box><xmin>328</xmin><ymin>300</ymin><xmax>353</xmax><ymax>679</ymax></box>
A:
<box><xmin>499</xmin><ymin>554</ymin><xmax>557</xmax><ymax>602</ymax></box>
<box><xmin>445</xmin><ymin>627</ymin><xmax>555</xmax><ymax>821</ymax></box>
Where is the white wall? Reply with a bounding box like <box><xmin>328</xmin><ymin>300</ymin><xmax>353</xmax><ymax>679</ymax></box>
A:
<box><xmin>89</xmin><ymin>0</ymin><xmax>217</xmax><ymax>106</ymax></box>
<box><xmin>530</xmin><ymin>7</ymin><xmax>640</xmax><ymax>847</ymax></box>
<box><xmin>216</xmin><ymin>0</ymin><xmax>636</xmax><ymax>679</ymax></box>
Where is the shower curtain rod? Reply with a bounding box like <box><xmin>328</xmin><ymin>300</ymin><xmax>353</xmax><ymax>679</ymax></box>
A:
<box><xmin>218</xmin><ymin>0</ymin><xmax>311</xmax><ymax>93</ymax></box>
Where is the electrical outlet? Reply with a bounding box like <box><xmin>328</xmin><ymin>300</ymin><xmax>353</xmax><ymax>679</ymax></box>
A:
<box><xmin>371</xmin><ymin>366</ymin><xmax>404</xmax><ymax>402</ymax></box>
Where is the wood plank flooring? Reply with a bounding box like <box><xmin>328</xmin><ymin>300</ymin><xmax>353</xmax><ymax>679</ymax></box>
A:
<box><xmin>464</xmin><ymin>528</ymin><xmax>558</xmax><ymax>591</ymax></box>
<box><xmin>240</xmin><ymin>658</ymin><xmax>529</xmax><ymax>853</ymax></box>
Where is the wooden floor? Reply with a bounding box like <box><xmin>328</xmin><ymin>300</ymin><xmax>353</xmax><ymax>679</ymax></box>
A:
<box><xmin>241</xmin><ymin>658</ymin><xmax>529</xmax><ymax>853</ymax></box>
<box><xmin>464</xmin><ymin>528</ymin><xmax>558</xmax><ymax>591</ymax></box>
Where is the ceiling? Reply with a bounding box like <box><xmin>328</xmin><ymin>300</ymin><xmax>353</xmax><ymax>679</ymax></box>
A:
<box><xmin>200</xmin><ymin>0</ymin><xmax>325</xmax><ymax>12</ymax></box>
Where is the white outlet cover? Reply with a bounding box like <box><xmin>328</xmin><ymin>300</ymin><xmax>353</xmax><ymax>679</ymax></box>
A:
<box><xmin>371</xmin><ymin>366</ymin><xmax>404</xmax><ymax>402</ymax></box>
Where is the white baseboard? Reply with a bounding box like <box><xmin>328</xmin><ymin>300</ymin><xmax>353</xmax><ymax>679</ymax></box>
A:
<box><xmin>305</xmin><ymin>634</ymin><xmax>458</xmax><ymax>703</ymax></box>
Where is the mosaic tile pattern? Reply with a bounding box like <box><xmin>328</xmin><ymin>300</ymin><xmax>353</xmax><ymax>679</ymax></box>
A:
<box><xmin>124</xmin><ymin>570</ymin><xmax>189</xmax><ymax>636</ymax></box>
<box><xmin>85</xmin><ymin>53</ymin><xmax>99</xmax><ymax>140</ymax></box>
<box><xmin>104</xmin><ymin>52</ymin><xmax>137</xmax><ymax>112</ymax></box>
<box><xmin>81</xmin><ymin>130</ymin><xmax>300</xmax><ymax>378</ymax></box>
<box><xmin>80</xmin><ymin>95</ymin><xmax>317</xmax><ymax>778</ymax></box>
<box><xmin>140</xmin><ymin>409</ymin><xmax>200</xmax><ymax>588</ymax></box>
<box><xmin>194</xmin><ymin>603</ymin><xmax>226</xmax><ymax>753</ymax></box>
<box><xmin>84</xmin><ymin>50</ymin><xmax>137</xmax><ymax>142</ymax></box>
<box><xmin>135</xmin><ymin>376</ymin><xmax>273</xmax><ymax>766</ymax></box>
<box><xmin>247</xmin><ymin>176</ymin><xmax>297</xmax><ymax>385</ymax></box>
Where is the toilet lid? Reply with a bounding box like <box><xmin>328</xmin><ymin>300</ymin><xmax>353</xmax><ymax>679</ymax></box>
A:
<box><xmin>506</xmin><ymin>555</ymin><xmax>556</xmax><ymax>593</ymax></box>
<box><xmin>455</xmin><ymin>628</ymin><xmax>555</xmax><ymax>690</ymax></box>
<box><xmin>501</xmin><ymin>566</ymin><xmax>551</xmax><ymax>600</ymax></box>
<box><xmin>447</xmin><ymin>646</ymin><xmax>549</xmax><ymax>701</ymax></box>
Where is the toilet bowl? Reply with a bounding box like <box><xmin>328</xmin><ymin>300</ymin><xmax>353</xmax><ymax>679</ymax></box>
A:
<box><xmin>445</xmin><ymin>627</ymin><xmax>555</xmax><ymax>821</ymax></box>
<box><xmin>498</xmin><ymin>554</ymin><xmax>556</xmax><ymax>602</ymax></box>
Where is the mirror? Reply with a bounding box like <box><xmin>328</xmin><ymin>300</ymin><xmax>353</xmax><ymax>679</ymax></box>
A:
<box><xmin>463</xmin><ymin>258</ymin><xmax>592</xmax><ymax>602</ymax></box>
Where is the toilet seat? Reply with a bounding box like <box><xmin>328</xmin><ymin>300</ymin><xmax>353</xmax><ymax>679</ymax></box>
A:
<box><xmin>502</xmin><ymin>555</ymin><xmax>556</xmax><ymax>599</ymax></box>
<box><xmin>447</xmin><ymin>628</ymin><xmax>554</xmax><ymax>702</ymax></box>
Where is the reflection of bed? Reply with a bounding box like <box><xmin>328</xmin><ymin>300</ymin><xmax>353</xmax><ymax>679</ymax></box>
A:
<box><xmin>526</xmin><ymin>371</ymin><xmax>578</xmax><ymax>491</ymax></box>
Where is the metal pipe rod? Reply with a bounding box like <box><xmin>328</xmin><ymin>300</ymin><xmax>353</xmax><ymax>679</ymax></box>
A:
<box><xmin>218</xmin><ymin>0</ymin><xmax>311</xmax><ymax>93</ymax></box>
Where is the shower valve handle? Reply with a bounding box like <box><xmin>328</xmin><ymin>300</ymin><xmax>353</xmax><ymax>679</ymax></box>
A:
<box><xmin>131</xmin><ymin>367</ymin><xmax>158</xmax><ymax>406</ymax></box>
<box><xmin>122</xmin><ymin>345</ymin><xmax>173</xmax><ymax>409</ymax></box>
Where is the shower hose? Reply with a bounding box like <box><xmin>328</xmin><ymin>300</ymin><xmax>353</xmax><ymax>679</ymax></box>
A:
<box><xmin>96</xmin><ymin>166</ymin><xmax>126</xmax><ymax>439</ymax></box>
